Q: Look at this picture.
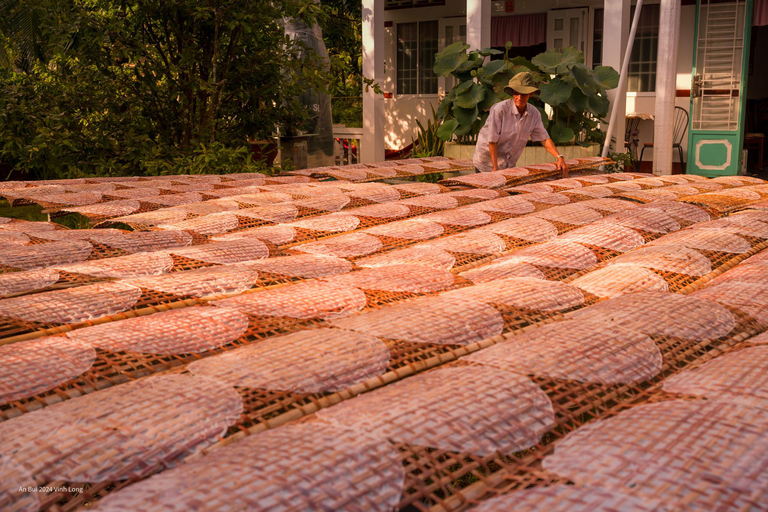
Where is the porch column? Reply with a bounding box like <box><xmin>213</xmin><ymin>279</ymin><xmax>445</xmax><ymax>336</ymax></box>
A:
<box><xmin>653</xmin><ymin>0</ymin><xmax>683</xmax><ymax>175</ymax></box>
<box><xmin>361</xmin><ymin>0</ymin><xmax>385</xmax><ymax>163</ymax></box>
<box><xmin>466</xmin><ymin>0</ymin><xmax>491</xmax><ymax>50</ymax></box>
<box><xmin>602</xmin><ymin>0</ymin><xmax>631</xmax><ymax>154</ymax></box>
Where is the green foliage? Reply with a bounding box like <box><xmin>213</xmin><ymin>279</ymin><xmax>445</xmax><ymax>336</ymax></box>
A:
<box><xmin>604</xmin><ymin>151</ymin><xmax>636</xmax><ymax>173</ymax></box>
<box><xmin>412</xmin><ymin>106</ymin><xmax>445</xmax><ymax>158</ymax></box>
<box><xmin>142</xmin><ymin>143</ymin><xmax>271</xmax><ymax>176</ymax></box>
<box><xmin>319</xmin><ymin>0</ymin><xmax>364</xmax><ymax>128</ymax></box>
<box><xmin>434</xmin><ymin>44</ymin><xmax>619</xmax><ymax>146</ymax></box>
<box><xmin>0</xmin><ymin>0</ymin><xmax>328</xmax><ymax>178</ymax></box>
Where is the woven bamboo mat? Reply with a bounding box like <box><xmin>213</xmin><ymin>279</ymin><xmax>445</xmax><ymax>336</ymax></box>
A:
<box><xmin>2</xmin><ymin>171</ymin><xmax>768</xmax><ymax>511</ymax></box>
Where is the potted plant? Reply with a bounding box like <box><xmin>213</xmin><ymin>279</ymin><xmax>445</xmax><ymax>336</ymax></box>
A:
<box><xmin>434</xmin><ymin>43</ymin><xmax>619</xmax><ymax>161</ymax></box>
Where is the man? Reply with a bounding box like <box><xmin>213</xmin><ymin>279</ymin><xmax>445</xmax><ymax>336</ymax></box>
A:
<box><xmin>473</xmin><ymin>71</ymin><xmax>569</xmax><ymax>178</ymax></box>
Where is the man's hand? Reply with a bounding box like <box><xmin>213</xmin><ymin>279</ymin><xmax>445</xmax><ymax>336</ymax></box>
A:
<box><xmin>556</xmin><ymin>156</ymin><xmax>569</xmax><ymax>178</ymax></box>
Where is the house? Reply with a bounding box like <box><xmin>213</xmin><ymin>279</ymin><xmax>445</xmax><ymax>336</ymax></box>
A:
<box><xmin>360</xmin><ymin>0</ymin><xmax>768</xmax><ymax>176</ymax></box>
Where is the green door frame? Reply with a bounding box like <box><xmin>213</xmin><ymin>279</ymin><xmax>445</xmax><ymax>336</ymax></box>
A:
<box><xmin>687</xmin><ymin>0</ymin><xmax>753</xmax><ymax>177</ymax></box>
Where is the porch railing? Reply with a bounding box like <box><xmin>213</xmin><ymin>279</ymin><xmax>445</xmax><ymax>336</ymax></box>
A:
<box><xmin>332</xmin><ymin>124</ymin><xmax>363</xmax><ymax>165</ymax></box>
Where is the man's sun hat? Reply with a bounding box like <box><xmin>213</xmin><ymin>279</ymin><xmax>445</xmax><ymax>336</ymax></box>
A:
<box><xmin>504</xmin><ymin>71</ymin><xmax>539</xmax><ymax>96</ymax></box>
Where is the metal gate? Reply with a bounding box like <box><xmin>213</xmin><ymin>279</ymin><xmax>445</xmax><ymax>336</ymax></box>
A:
<box><xmin>687</xmin><ymin>0</ymin><xmax>753</xmax><ymax>176</ymax></box>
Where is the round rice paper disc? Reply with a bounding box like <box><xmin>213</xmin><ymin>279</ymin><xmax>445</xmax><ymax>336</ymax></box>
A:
<box><xmin>709</xmin><ymin>264</ymin><xmax>768</xmax><ymax>286</ymax></box>
<box><xmin>356</xmin><ymin>245</ymin><xmax>456</xmax><ymax>270</ymax></box>
<box><xmin>325</xmin><ymin>169</ymin><xmax>369</xmax><ymax>181</ymax></box>
<box><xmin>317</xmin><ymin>366</ymin><xmax>554</xmax><ymax>456</ymax></box>
<box><xmin>323</xmin><ymin>264</ymin><xmax>454</xmax><ymax>293</ymax></box>
<box><xmin>571</xmin><ymin>265</ymin><xmax>670</xmax><ymax>298</ymax></box>
<box><xmin>392</xmin><ymin>182</ymin><xmax>443</xmax><ymax>195</ymax></box>
<box><xmin>215</xmin><ymin>281</ymin><xmax>366</xmax><ymax>320</ymax></box>
<box><xmin>245</xmin><ymin>254</ymin><xmax>353</xmax><ymax>278</ymax></box>
<box><xmin>348</xmin><ymin>203</ymin><xmax>411</xmax><ymax>219</ymax></box>
<box><xmin>364</xmin><ymin>219</ymin><xmax>444</xmax><ymax>241</ymax></box>
<box><xmin>0</xmin><ymin>282</ymin><xmax>141</xmax><ymax>324</ymax></box>
<box><xmin>159</xmin><ymin>212</ymin><xmax>239</xmax><ymax>236</ymax></box>
<box><xmin>166</xmin><ymin>239</ymin><xmax>270</xmax><ymax>264</ymax></box>
<box><xmin>0</xmin><ymin>230</ymin><xmax>29</xmax><ymax>246</ymax></box>
<box><xmin>609</xmin><ymin>245</ymin><xmax>711</xmax><ymax>276</ymax></box>
<box><xmin>0</xmin><ymin>456</ymin><xmax>39</xmax><ymax>512</ymax></box>
<box><xmin>469</xmin><ymin>196</ymin><xmax>537</xmax><ymax>216</ymax></box>
<box><xmin>55</xmin><ymin>252</ymin><xmax>174</xmax><ymax>278</ymax></box>
<box><xmin>189</xmin><ymin>328</ymin><xmax>389</xmax><ymax>393</ymax></box>
<box><xmin>0</xmin><ymin>268</ymin><xmax>60</xmax><ymax>296</ymax></box>
<box><xmin>496</xmin><ymin>241</ymin><xmax>599</xmax><ymax>270</ymax></box>
<box><xmin>484</xmin><ymin>217</ymin><xmax>558</xmax><ymax>242</ymax></box>
<box><xmin>506</xmin><ymin>183</ymin><xmax>554</xmax><ymax>194</ymax></box>
<box><xmin>90</xmin><ymin>230</ymin><xmax>193</xmax><ymax>253</ymax></box>
<box><xmin>111</xmin><ymin>209</ymin><xmax>188</xmax><ymax>227</ymax></box>
<box><xmin>693</xmin><ymin>281</ymin><xmax>768</xmax><ymax>324</ymax></box>
<box><xmin>68</xmin><ymin>306</ymin><xmax>249</xmax><ymax>355</ymax></box>
<box><xmin>399</xmin><ymin>195</ymin><xmax>459</xmax><ymax>210</ymax></box>
<box><xmin>427</xmin><ymin>231</ymin><xmax>507</xmax><ymax>255</ymax></box>
<box><xmin>564</xmin><ymin>185</ymin><xmax>614</xmax><ymax>198</ymax></box>
<box><xmin>605</xmin><ymin>181</ymin><xmax>643</xmax><ymax>192</ymax></box>
<box><xmin>648</xmin><ymin>229</ymin><xmax>750</xmax><ymax>254</ymax></box>
<box><xmin>235</xmin><ymin>203</ymin><xmax>299</xmax><ymax>223</ymax></box>
<box><xmin>543</xmin><ymin>401</ymin><xmax>768</xmax><ymax>511</ymax></box>
<box><xmin>211</xmin><ymin>225</ymin><xmax>297</xmax><ymax>245</ymax></box>
<box><xmin>420</xmin><ymin>209</ymin><xmax>492</xmax><ymax>227</ymax></box>
<box><xmin>712</xmin><ymin>176</ymin><xmax>766</xmax><ymax>186</ymax></box>
<box><xmin>472</xmin><ymin>485</ymin><xmax>663</xmax><ymax>512</ymax></box>
<box><xmin>95</xmin><ymin>423</ymin><xmax>404</xmax><ymax>512</ymax></box>
<box><xmin>331</xmin><ymin>295</ymin><xmax>503</xmax><ymax>345</ymax></box>
<box><xmin>692</xmin><ymin>218</ymin><xmax>768</xmax><ymax>239</ymax></box>
<box><xmin>344</xmin><ymin>184</ymin><xmax>401</xmax><ymax>202</ymax></box>
<box><xmin>127</xmin><ymin>265</ymin><xmax>259</xmax><ymax>298</ymax></box>
<box><xmin>497</xmin><ymin>167</ymin><xmax>530</xmax><ymax>177</ymax></box>
<box><xmin>0</xmin><ymin>336</ymin><xmax>95</xmax><ymax>404</ymax></box>
<box><xmin>0</xmin><ymin>374</ymin><xmax>242</xmax><ymax>483</ymax></box>
<box><xmin>460</xmin><ymin>261</ymin><xmax>546</xmax><ymax>283</ymax></box>
<box><xmin>570</xmin><ymin>291</ymin><xmax>735</xmax><ymax>340</ymax></box>
<box><xmin>634</xmin><ymin>201</ymin><xmax>711</xmax><ymax>223</ymax></box>
<box><xmin>531</xmin><ymin>203</ymin><xmax>603</xmax><ymax>226</ymax></box>
<box><xmin>294</xmin><ymin>195</ymin><xmax>351</xmax><ymax>212</ymax></box>
<box><xmin>0</xmin><ymin>240</ymin><xmax>92</xmax><ymax>270</ymax></box>
<box><xmin>292</xmin><ymin>233</ymin><xmax>383</xmax><ymax>258</ymax></box>
<box><xmin>560</xmin><ymin>223</ymin><xmax>645</xmax><ymax>252</ymax></box>
<box><xmin>62</xmin><ymin>200</ymin><xmax>140</xmax><ymax>218</ymax></box>
<box><xmin>445</xmin><ymin>173</ymin><xmax>508</xmax><ymax>188</ymax></box>
<box><xmin>465</xmin><ymin>319</ymin><xmax>661</xmax><ymax>384</ymax></box>
<box><xmin>579</xmin><ymin>198</ymin><xmax>638</xmax><ymax>213</ymax></box>
<box><xmin>519</xmin><ymin>192</ymin><xmax>572</xmax><ymax>205</ymax></box>
<box><xmin>664</xmin><ymin>346</ymin><xmax>768</xmax><ymax>410</ymax></box>
<box><xmin>442</xmin><ymin>277</ymin><xmax>584</xmax><ymax>312</ymax></box>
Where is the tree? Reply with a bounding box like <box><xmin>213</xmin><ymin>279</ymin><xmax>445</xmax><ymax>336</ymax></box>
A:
<box><xmin>0</xmin><ymin>0</ymin><xmax>330</xmax><ymax>178</ymax></box>
<box><xmin>318</xmin><ymin>0</ymin><xmax>362</xmax><ymax>127</ymax></box>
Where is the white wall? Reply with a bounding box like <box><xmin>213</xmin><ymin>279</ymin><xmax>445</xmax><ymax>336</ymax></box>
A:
<box><xmin>625</xmin><ymin>4</ymin><xmax>695</xmax><ymax>166</ymax></box>
<box><xmin>379</xmin><ymin>0</ymin><xmax>696</xmax><ymax>160</ymax></box>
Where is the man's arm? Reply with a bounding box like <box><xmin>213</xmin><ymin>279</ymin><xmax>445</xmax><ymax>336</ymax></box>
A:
<box><xmin>542</xmin><ymin>138</ymin><xmax>569</xmax><ymax>178</ymax></box>
<box><xmin>489</xmin><ymin>142</ymin><xmax>499</xmax><ymax>172</ymax></box>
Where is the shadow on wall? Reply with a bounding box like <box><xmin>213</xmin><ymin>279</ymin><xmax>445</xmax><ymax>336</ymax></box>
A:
<box><xmin>384</xmin><ymin>98</ymin><xmax>441</xmax><ymax>150</ymax></box>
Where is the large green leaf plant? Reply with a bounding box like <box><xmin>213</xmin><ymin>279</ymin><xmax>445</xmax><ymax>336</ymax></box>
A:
<box><xmin>435</xmin><ymin>43</ymin><xmax>619</xmax><ymax>146</ymax></box>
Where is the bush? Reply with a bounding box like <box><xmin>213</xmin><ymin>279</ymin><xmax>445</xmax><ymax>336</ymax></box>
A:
<box><xmin>0</xmin><ymin>0</ymin><xmax>328</xmax><ymax>179</ymax></box>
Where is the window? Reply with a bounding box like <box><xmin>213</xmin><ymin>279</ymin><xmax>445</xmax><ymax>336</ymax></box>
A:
<box><xmin>385</xmin><ymin>0</ymin><xmax>445</xmax><ymax>10</ymax></box>
<box><xmin>593</xmin><ymin>4</ymin><xmax>660</xmax><ymax>92</ymax></box>
<box><xmin>397</xmin><ymin>21</ymin><xmax>439</xmax><ymax>95</ymax></box>
<box><xmin>593</xmin><ymin>8</ymin><xmax>603</xmax><ymax>67</ymax></box>
<box><xmin>628</xmin><ymin>4</ymin><xmax>659</xmax><ymax>93</ymax></box>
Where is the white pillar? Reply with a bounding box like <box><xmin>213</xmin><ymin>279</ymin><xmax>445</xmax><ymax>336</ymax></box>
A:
<box><xmin>653</xmin><ymin>0</ymin><xmax>682</xmax><ymax>175</ymax></box>
<box><xmin>361</xmin><ymin>0</ymin><xmax>385</xmax><ymax>163</ymax></box>
<box><xmin>602</xmin><ymin>0</ymin><xmax>631</xmax><ymax>154</ymax></box>
<box><xmin>466</xmin><ymin>0</ymin><xmax>491</xmax><ymax>50</ymax></box>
